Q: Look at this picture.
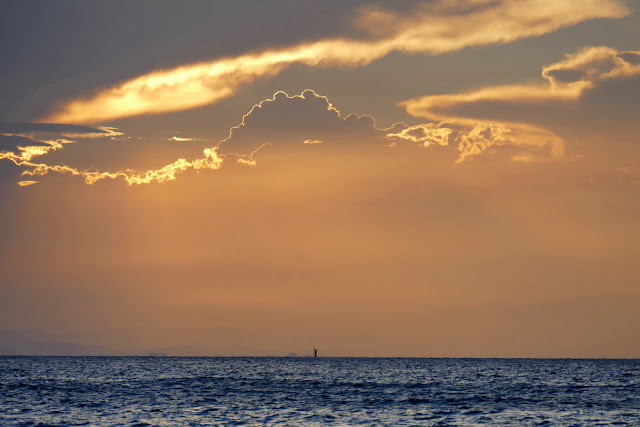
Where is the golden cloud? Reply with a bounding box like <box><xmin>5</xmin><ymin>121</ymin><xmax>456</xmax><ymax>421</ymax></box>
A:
<box><xmin>9</xmin><ymin>91</ymin><xmax>393</xmax><ymax>185</ymax></box>
<box><xmin>385</xmin><ymin>124</ymin><xmax>453</xmax><ymax>148</ymax></box>
<box><xmin>168</xmin><ymin>136</ymin><xmax>198</xmax><ymax>142</ymax></box>
<box><xmin>0</xmin><ymin>137</ymin><xmax>75</xmax><ymax>163</ymax></box>
<box><xmin>8</xmin><ymin>46</ymin><xmax>639</xmax><ymax>188</ymax></box>
<box><xmin>1</xmin><ymin>126</ymin><xmax>224</xmax><ymax>186</ymax></box>
<box><xmin>18</xmin><ymin>147</ymin><xmax>224</xmax><ymax>186</ymax></box>
<box><xmin>40</xmin><ymin>0</ymin><xmax>629</xmax><ymax>124</ymax></box>
<box><xmin>401</xmin><ymin>46</ymin><xmax>640</xmax><ymax>162</ymax></box>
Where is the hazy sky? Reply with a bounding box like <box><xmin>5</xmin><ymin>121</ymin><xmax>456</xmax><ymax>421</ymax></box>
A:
<box><xmin>1</xmin><ymin>0</ymin><xmax>639</xmax><ymax>357</ymax></box>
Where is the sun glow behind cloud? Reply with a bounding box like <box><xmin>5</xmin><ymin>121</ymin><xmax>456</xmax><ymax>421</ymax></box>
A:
<box><xmin>40</xmin><ymin>0</ymin><xmax>629</xmax><ymax>124</ymax></box>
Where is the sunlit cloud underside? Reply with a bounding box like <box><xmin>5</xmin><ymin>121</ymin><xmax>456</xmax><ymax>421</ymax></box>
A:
<box><xmin>40</xmin><ymin>0</ymin><xmax>629</xmax><ymax>124</ymax></box>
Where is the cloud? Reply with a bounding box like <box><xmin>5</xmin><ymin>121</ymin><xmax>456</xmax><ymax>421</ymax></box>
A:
<box><xmin>455</xmin><ymin>123</ymin><xmax>514</xmax><ymax>164</ymax></box>
<box><xmin>217</xmin><ymin>90</ymin><xmax>382</xmax><ymax>156</ymax></box>
<box><xmin>0</xmin><ymin>123</ymin><xmax>122</xmax><ymax>139</ymax></box>
<box><xmin>385</xmin><ymin>123</ymin><xmax>453</xmax><ymax>148</ymax></box>
<box><xmin>0</xmin><ymin>123</ymin><xmax>223</xmax><ymax>186</ymax></box>
<box><xmin>168</xmin><ymin>136</ymin><xmax>199</xmax><ymax>142</ymax></box>
<box><xmin>1</xmin><ymin>133</ymin><xmax>51</xmax><ymax>150</ymax></box>
<box><xmin>18</xmin><ymin>147</ymin><xmax>223</xmax><ymax>186</ymax></box>
<box><xmin>7</xmin><ymin>90</ymin><xmax>430</xmax><ymax>186</ymax></box>
<box><xmin>5</xmin><ymin>61</ymin><xmax>636</xmax><ymax>186</ymax></box>
<box><xmin>0</xmin><ymin>124</ymin><xmax>126</xmax><ymax>185</ymax></box>
<box><xmin>0</xmin><ymin>124</ymin><xmax>124</xmax><ymax>177</ymax></box>
<box><xmin>0</xmin><ymin>89</ymin><xmax>571</xmax><ymax>186</ymax></box>
<box><xmin>401</xmin><ymin>46</ymin><xmax>640</xmax><ymax>162</ymax></box>
<box><xmin>0</xmin><ymin>135</ymin><xmax>75</xmax><ymax>164</ymax></box>
<box><xmin>39</xmin><ymin>0</ymin><xmax>629</xmax><ymax>124</ymax></box>
<box><xmin>542</xmin><ymin>46</ymin><xmax>640</xmax><ymax>86</ymax></box>
<box><xmin>217</xmin><ymin>89</ymin><xmax>523</xmax><ymax>166</ymax></box>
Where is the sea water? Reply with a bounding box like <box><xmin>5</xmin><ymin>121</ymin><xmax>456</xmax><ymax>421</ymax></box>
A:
<box><xmin>1</xmin><ymin>357</ymin><xmax>639</xmax><ymax>426</ymax></box>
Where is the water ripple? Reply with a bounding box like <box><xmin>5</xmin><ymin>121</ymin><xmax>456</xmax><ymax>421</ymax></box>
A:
<box><xmin>0</xmin><ymin>357</ymin><xmax>639</xmax><ymax>426</ymax></box>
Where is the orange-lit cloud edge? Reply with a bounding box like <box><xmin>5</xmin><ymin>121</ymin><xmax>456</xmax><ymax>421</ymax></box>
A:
<box><xmin>402</xmin><ymin>46</ymin><xmax>640</xmax><ymax>163</ymax></box>
<box><xmin>5</xmin><ymin>91</ymin><xmax>385</xmax><ymax>185</ymax></box>
<box><xmin>5</xmin><ymin>45</ymin><xmax>640</xmax><ymax>186</ymax></box>
<box><xmin>40</xmin><ymin>0</ymin><xmax>629</xmax><ymax>124</ymax></box>
<box><xmin>2</xmin><ymin>0</ymin><xmax>635</xmax><ymax>186</ymax></box>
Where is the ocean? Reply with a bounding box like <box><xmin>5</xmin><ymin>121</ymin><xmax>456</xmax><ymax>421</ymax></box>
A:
<box><xmin>1</xmin><ymin>357</ymin><xmax>639</xmax><ymax>426</ymax></box>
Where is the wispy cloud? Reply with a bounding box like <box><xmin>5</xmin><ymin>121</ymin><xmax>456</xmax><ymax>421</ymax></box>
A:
<box><xmin>0</xmin><ymin>124</ymin><xmax>216</xmax><ymax>186</ymax></box>
<box><xmin>17</xmin><ymin>147</ymin><xmax>223</xmax><ymax>186</ymax></box>
<box><xmin>385</xmin><ymin>124</ymin><xmax>453</xmax><ymax>148</ymax></box>
<box><xmin>1</xmin><ymin>137</ymin><xmax>75</xmax><ymax>163</ymax></box>
<box><xmin>0</xmin><ymin>123</ymin><xmax>122</xmax><ymax>138</ymax></box>
<box><xmin>8</xmin><ymin>91</ymin><xmax>396</xmax><ymax>185</ymax></box>
<box><xmin>401</xmin><ymin>46</ymin><xmax>640</xmax><ymax>162</ymax></box>
<box><xmin>40</xmin><ymin>0</ymin><xmax>629</xmax><ymax>124</ymax></box>
<box><xmin>167</xmin><ymin>136</ymin><xmax>199</xmax><ymax>142</ymax></box>
<box><xmin>216</xmin><ymin>90</ymin><xmax>382</xmax><ymax>156</ymax></box>
<box><xmin>7</xmin><ymin>46</ymin><xmax>639</xmax><ymax>188</ymax></box>
<box><xmin>0</xmin><ymin>124</ymin><xmax>127</xmax><ymax>185</ymax></box>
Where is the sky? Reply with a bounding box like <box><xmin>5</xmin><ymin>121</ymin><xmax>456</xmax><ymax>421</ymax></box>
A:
<box><xmin>0</xmin><ymin>0</ymin><xmax>639</xmax><ymax>357</ymax></box>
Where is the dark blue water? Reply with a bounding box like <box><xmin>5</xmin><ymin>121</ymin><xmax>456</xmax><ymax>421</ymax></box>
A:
<box><xmin>1</xmin><ymin>357</ymin><xmax>639</xmax><ymax>426</ymax></box>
